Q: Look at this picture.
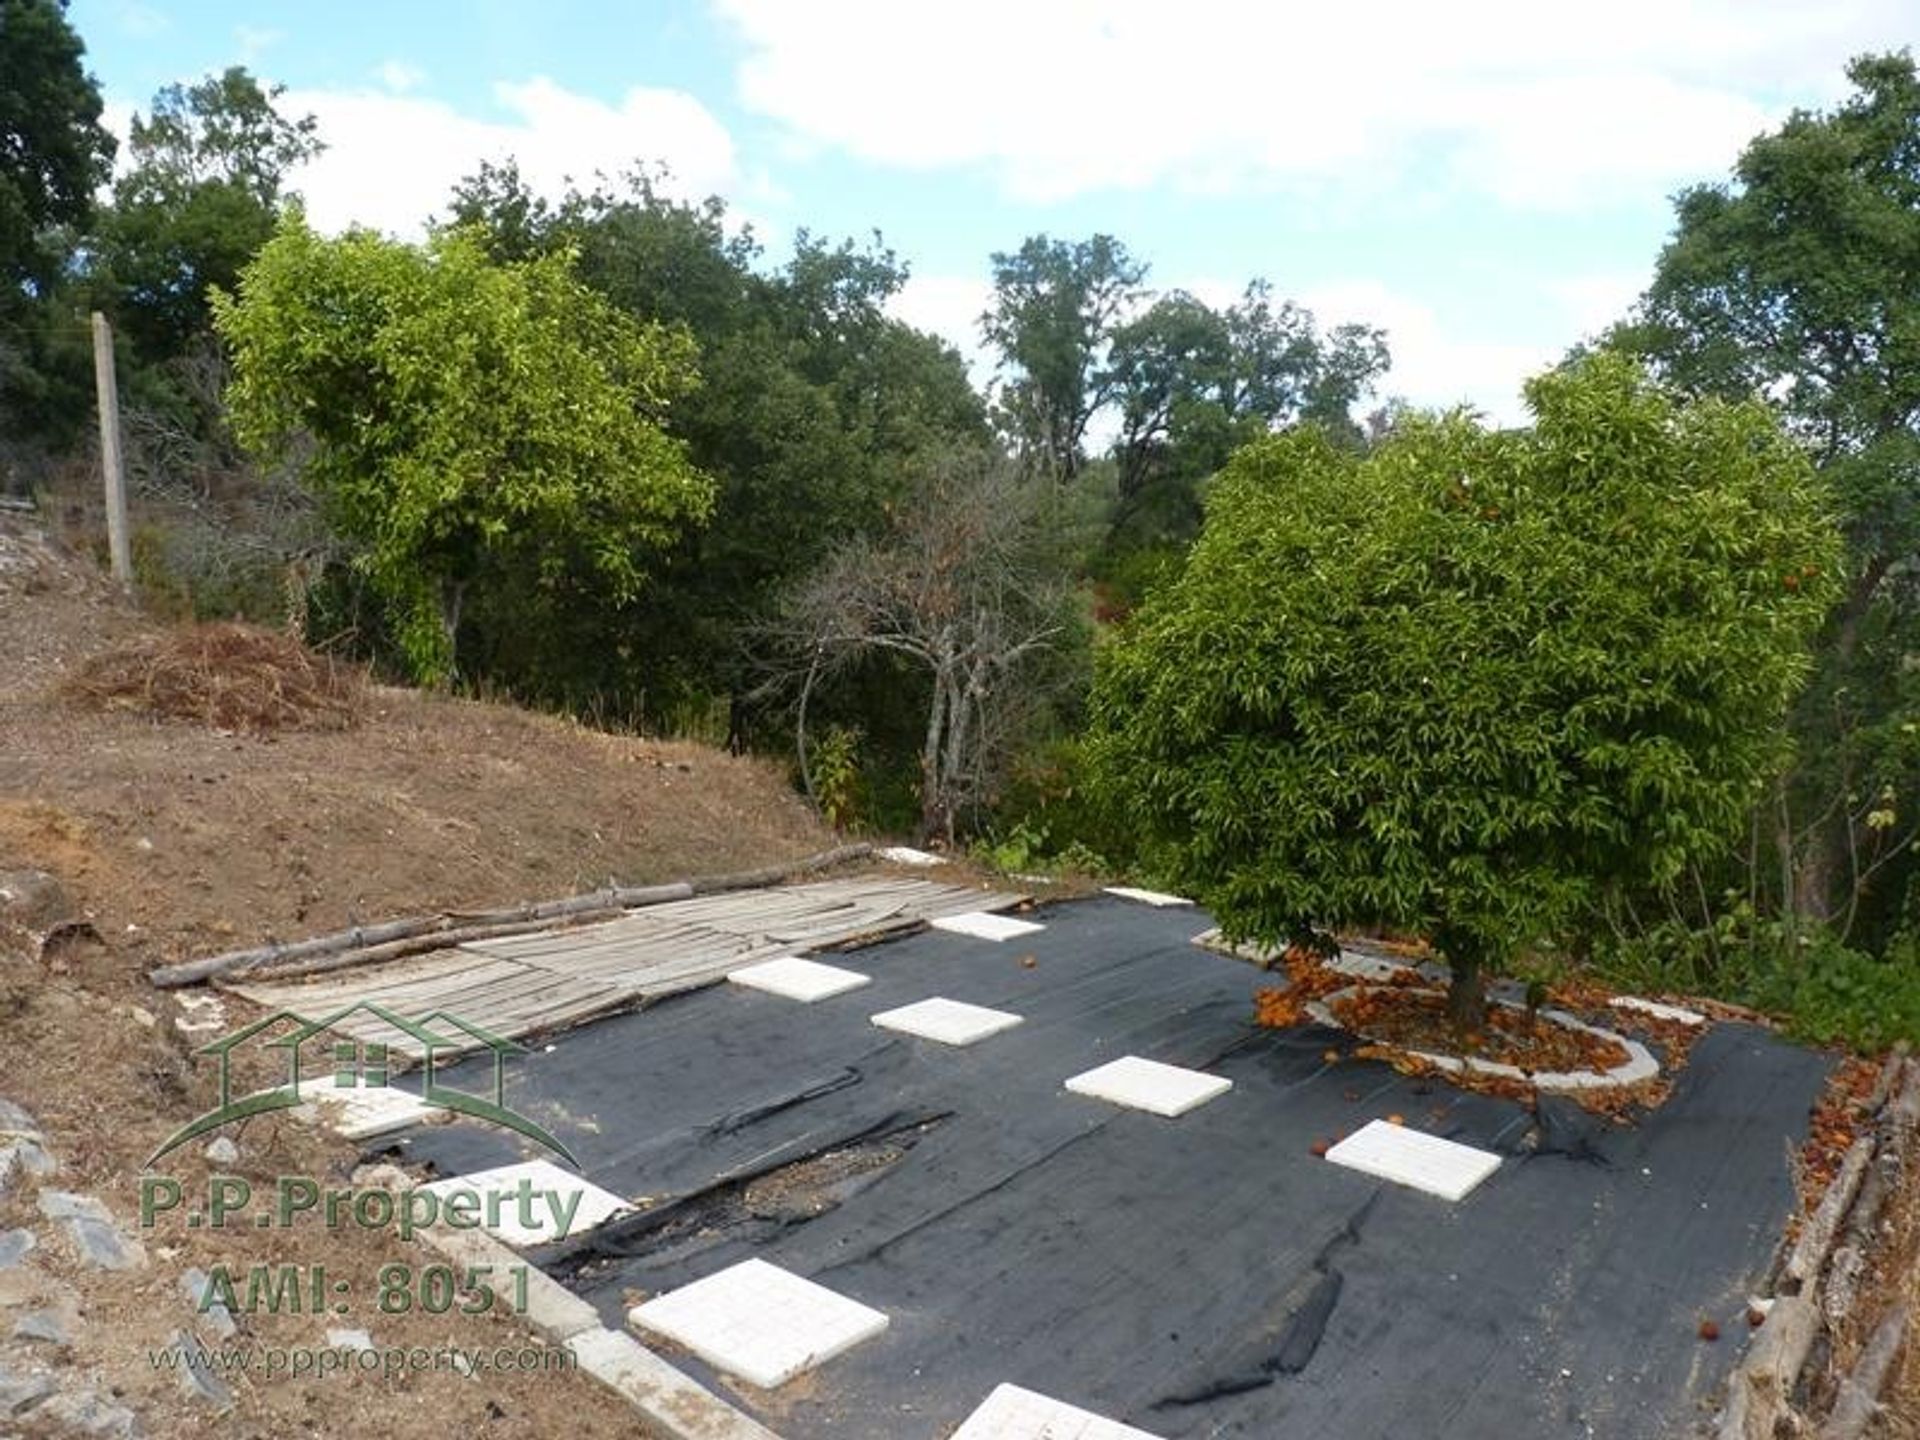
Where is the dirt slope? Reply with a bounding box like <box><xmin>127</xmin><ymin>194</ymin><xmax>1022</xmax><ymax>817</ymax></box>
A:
<box><xmin>0</xmin><ymin>513</ymin><xmax>835</xmax><ymax>1438</ymax></box>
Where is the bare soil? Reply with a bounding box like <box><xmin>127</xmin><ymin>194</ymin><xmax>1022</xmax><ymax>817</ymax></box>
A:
<box><xmin>0</xmin><ymin>514</ymin><xmax>838</xmax><ymax>1438</ymax></box>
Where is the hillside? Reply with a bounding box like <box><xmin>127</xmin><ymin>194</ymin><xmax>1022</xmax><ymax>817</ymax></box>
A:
<box><xmin>0</xmin><ymin>514</ymin><xmax>836</xmax><ymax>1438</ymax></box>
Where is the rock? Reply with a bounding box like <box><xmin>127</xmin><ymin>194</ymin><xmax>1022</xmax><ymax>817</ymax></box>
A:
<box><xmin>326</xmin><ymin>1327</ymin><xmax>373</xmax><ymax>1352</ymax></box>
<box><xmin>167</xmin><ymin>1329</ymin><xmax>233</xmax><ymax>1412</ymax></box>
<box><xmin>0</xmin><ymin>870</ymin><xmax>71</xmax><ymax>932</ymax></box>
<box><xmin>0</xmin><ymin>1364</ymin><xmax>55</xmax><ymax>1418</ymax></box>
<box><xmin>0</xmin><ymin>1229</ymin><xmax>36</xmax><ymax>1268</ymax></box>
<box><xmin>38</xmin><ymin>1191</ymin><xmax>145</xmax><ymax>1272</ymax></box>
<box><xmin>0</xmin><ymin>1139</ymin><xmax>56</xmax><ymax>1195</ymax></box>
<box><xmin>14</xmin><ymin>1305</ymin><xmax>74</xmax><ymax>1345</ymax></box>
<box><xmin>0</xmin><ymin>1099</ymin><xmax>42</xmax><ymax>1140</ymax></box>
<box><xmin>181</xmin><ymin>1268</ymin><xmax>236</xmax><ymax>1339</ymax></box>
<box><xmin>38</xmin><ymin>1387</ymin><xmax>142</xmax><ymax>1437</ymax></box>
<box><xmin>202</xmin><ymin>1137</ymin><xmax>238</xmax><ymax>1166</ymax></box>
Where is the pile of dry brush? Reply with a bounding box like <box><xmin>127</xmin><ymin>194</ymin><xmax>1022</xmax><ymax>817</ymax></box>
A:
<box><xmin>63</xmin><ymin>622</ymin><xmax>365</xmax><ymax>734</ymax></box>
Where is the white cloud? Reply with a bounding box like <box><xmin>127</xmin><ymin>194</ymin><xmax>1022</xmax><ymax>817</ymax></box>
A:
<box><xmin>375</xmin><ymin>60</ymin><xmax>427</xmax><ymax>95</ymax></box>
<box><xmin>112</xmin><ymin>1</ymin><xmax>167</xmax><ymax>38</ymax></box>
<box><xmin>278</xmin><ymin>76</ymin><xmax>738</xmax><ymax>238</ymax></box>
<box><xmin>235</xmin><ymin>25</ymin><xmax>283</xmax><ymax>64</ymax></box>
<box><xmin>887</xmin><ymin>271</ymin><xmax>993</xmax><ymax>380</ymax></box>
<box><xmin>1548</xmin><ymin>272</ymin><xmax>1649</xmax><ymax>343</ymax></box>
<box><xmin>712</xmin><ymin>0</ymin><xmax>1907</xmax><ymax>206</ymax></box>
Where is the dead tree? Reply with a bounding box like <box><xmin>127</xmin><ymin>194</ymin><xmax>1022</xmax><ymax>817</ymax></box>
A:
<box><xmin>761</xmin><ymin>449</ymin><xmax>1081</xmax><ymax>845</ymax></box>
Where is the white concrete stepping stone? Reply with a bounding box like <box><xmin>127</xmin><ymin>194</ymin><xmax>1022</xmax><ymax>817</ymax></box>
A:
<box><xmin>727</xmin><ymin>956</ymin><xmax>872</xmax><ymax>1003</ymax></box>
<box><xmin>878</xmin><ymin>845</ymin><xmax>947</xmax><ymax>866</ymax></box>
<box><xmin>1324</xmin><ymin>1118</ymin><xmax>1501</xmax><ymax>1201</ymax></box>
<box><xmin>871</xmin><ymin>997</ymin><xmax>1024</xmax><ymax>1046</ymax></box>
<box><xmin>1064</xmin><ymin>1056</ymin><xmax>1232</xmax><ymax>1117</ymax></box>
<box><xmin>628</xmin><ymin>1257</ymin><xmax>888</xmax><ymax>1389</ymax></box>
<box><xmin>1103</xmin><ymin>886</ymin><xmax>1193</xmax><ymax>908</ymax></box>
<box><xmin>303</xmin><ymin>1084</ymin><xmax>436</xmax><ymax>1140</ymax></box>
<box><xmin>952</xmin><ymin>1382</ymin><xmax>1164</xmax><ymax>1439</ymax></box>
<box><xmin>932</xmin><ymin>911</ymin><xmax>1045</xmax><ymax>942</ymax></box>
<box><xmin>423</xmin><ymin>1159</ymin><xmax>631</xmax><ymax>1247</ymax></box>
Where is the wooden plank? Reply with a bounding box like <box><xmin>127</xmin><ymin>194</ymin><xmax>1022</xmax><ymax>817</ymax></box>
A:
<box><xmin>225</xmin><ymin>878</ymin><xmax>1034</xmax><ymax>1056</ymax></box>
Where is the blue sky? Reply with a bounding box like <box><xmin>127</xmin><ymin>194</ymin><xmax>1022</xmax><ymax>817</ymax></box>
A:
<box><xmin>67</xmin><ymin>0</ymin><xmax>1916</xmax><ymax>422</ymax></box>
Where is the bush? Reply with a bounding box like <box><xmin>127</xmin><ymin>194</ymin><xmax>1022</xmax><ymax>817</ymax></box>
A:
<box><xmin>1593</xmin><ymin>914</ymin><xmax>1920</xmax><ymax>1052</ymax></box>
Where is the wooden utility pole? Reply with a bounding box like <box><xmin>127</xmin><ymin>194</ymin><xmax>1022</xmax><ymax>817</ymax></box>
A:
<box><xmin>90</xmin><ymin>311</ymin><xmax>132</xmax><ymax>590</ymax></box>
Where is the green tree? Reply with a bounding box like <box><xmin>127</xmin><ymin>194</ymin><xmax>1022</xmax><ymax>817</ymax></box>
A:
<box><xmin>1089</xmin><ymin>357</ymin><xmax>1841</xmax><ymax>1025</ymax></box>
<box><xmin>1106</xmin><ymin>281</ymin><xmax>1388</xmax><ymax>543</ymax></box>
<box><xmin>448</xmin><ymin>165</ymin><xmax>984</xmax><ymax>727</ymax></box>
<box><xmin>98</xmin><ymin>66</ymin><xmax>322</xmax><ymax>367</ymax></box>
<box><xmin>984</xmin><ymin>233</ymin><xmax>1147</xmax><ymax>480</ymax></box>
<box><xmin>0</xmin><ymin>0</ymin><xmax>115</xmax><ymax>446</ymax></box>
<box><xmin>212</xmin><ymin>216</ymin><xmax>712</xmax><ymax>683</ymax></box>
<box><xmin>1615</xmin><ymin>50</ymin><xmax>1920</xmax><ymax>939</ymax></box>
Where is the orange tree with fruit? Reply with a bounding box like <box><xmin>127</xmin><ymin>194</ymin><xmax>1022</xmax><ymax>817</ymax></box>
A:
<box><xmin>1088</xmin><ymin>354</ymin><xmax>1842</xmax><ymax>1029</ymax></box>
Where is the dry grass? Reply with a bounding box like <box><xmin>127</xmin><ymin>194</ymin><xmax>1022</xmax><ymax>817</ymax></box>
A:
<box><xmin>61</xmin><ymin>621</ymin><xmax>365</xmax><ymax>734</ymax></box>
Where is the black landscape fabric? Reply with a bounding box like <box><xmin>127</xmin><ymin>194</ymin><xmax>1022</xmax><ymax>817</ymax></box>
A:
<box><xmin>399</xmin><ymin>895</ymin><xmax>1833</xmax><ymax>1439</ymax></box>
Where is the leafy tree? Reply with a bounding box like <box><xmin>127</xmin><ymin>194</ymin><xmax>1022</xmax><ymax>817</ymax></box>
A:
<box><xmin>448</xmin><ymin>165</ymin><xmax>984</xmax><ymax>726</ymax></box>
<box><xmin>1089</xmin><ymin>357</ymin><xmax>1841</xmax><ymax>1025</ymax></box>
<box><xmin>0</xmin><ymin>0</ymin><xmax>115</xmax><ymax>445</ymax></box>
<box><xmin>98</xmin><ymin>66</ymin><xmax>321</xmax><ymax>367</ymax></box>
<box><xmin>984</xmin><ymin>233</ymin><xmax>1147</xmax><ymax>480</ymax></box>
<box><xmin>1106</xmin><ymin>281</ymin><xmax>1388</xmax><ymax>543</ymax></box>
<box><xmin>1614</xmin><ymin>50</ymin><xmax>1920</xmax><ymax>938</ymax></box>
<box><xmin>0</xmin><ymin>0</ymin><xmax>112</xmax><ymax>296</ymax></box>
<box><xmin>212</xmin><ymin>216</ymin><xmax>712</xmax><ymax>682</ymax></box>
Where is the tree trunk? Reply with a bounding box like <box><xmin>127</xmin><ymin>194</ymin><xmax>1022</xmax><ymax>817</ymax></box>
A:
<box><xmin>437</xmin><ymin>577</ymin><xmax>467</xmax><ymax>681</ymax></box>
<box><xmin>1789</xmin><ymin>552</ymin><xmax>1893</xmax><ymax>925</ymax></box>
<box><xmin>1436</xmin><ymin>929</ymin><xmax>1490</xmax><ymax>1031</ymax></box>
<box><xmin>918</xmin><ymin>662</ymin><xmax>952</xmax><ymax>843</ymax></box>
<box><xmin>1447</xmin><ymin>956</ymin><xmax>1488</xmax><ymax>1031</ymax></box>
<box><xmin>938</xmin><ymin>668</ymin><xmax>978</xmax><ymax>849</ymax></box>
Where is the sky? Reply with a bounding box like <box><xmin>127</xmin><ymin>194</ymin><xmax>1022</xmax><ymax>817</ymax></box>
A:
<box><xmin>65</xmin><ymin>0</ymin><xmax>1917</xmax><ymax>423</ymax></box>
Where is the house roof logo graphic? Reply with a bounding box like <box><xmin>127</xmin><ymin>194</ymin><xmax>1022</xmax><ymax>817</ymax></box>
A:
<box><xmin>146</xmin><ymin>1001</ymin><xmax>578</xmax><ymax>1167</ymax></box>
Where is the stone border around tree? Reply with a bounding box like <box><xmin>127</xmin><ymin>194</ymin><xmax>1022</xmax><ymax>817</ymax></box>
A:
<box><xmin>1306</xmin><ymin>984</ymin><xmax>1661</xmax><ymax>1091</ymax></box>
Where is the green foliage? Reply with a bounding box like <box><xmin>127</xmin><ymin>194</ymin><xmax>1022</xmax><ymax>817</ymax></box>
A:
<box><xmin>968</xmin><ymin>819</ymin><xmax>1113</xmax><ymax>880</ymax></box>
<box><xmin>807</xmin><ymin>724</ymin><xmax>864</xmax><ymax>831</ymax></box>
<box><xmin>984</xmin><ymin>233</ymin><xmax>1147</xmax><ymax>479</ymax></box>
<box><xmin>98</xmin><ymin>66</ymin><xmax>321</xmax><ymax>368</ymax></box>
<box><xmin>0</xmin><ymin>0</ymin><xmax>115</xmax><ymax>445</ymax></box>
<box><xmin>0</xmin><ymin>0</ymin><xmax>112</xmax><ymax>295</ymax></box>
<box><xmin>1089</xmin><ymin>355</ymin><xmax>1843</xmax><ymax>1016</ymax></box>
<box><xmin>213</xmin><ymin>215</ymin><xmax>712</xmax><ymax>683</ymax></box>
<box><xmin>990</xmin><ymin>735</ymin><xmax>1137</xmax><ymax>871</ymax></box>
<box><xmin>1596</xmin><ymin>915</ymin><xmax>1920</xmax><ymax>1052</ymax></box>
<box><xmin>1106</xmin><ymin>282</ymin><xmax>1388</xmax><ymax>546</ymax></box>
<box><xmin>447</xmin><ymin>165</ymin><xmax>986</xmax><ymax>716</ymax></box>
<box><xmin>1615</xmin><ymin>51</ymin><xmax>1920</xmax><ymax>942</ymax></box>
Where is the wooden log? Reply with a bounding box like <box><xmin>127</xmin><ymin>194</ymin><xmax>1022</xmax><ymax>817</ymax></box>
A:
<box><xmin>148</xmin><ymin>842</ymin><xmax>873</xmax><ymax>989</ymax></box>
<box><xmin>1865</xmin><ymin>1049</ymin><xmax>1908</xmax><ymax>1113</ymax></box>
<box><xmin>687</xmin><ymin>843</ymin><xmax>873</xmax><ymax>895</ymax></box>
<box><xmin>1818</xmin><ymin>1303</ymin><xmax>1907</xmax><ymax>1440</ymax></box>
<box><xmin>1783</xmin><ymin>1137</ymin><xmax>1875</xmax><ymax>1294</ymax></box>
<box><xmin>234</xmin><ymin>909</ymin><xmax>631</xmax><ymax>984</ymax></box>
<box><xmin>1719</xmin><ymin>1295</ymin><xmax>1822</xmax><ymax>1440</ymax></box>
